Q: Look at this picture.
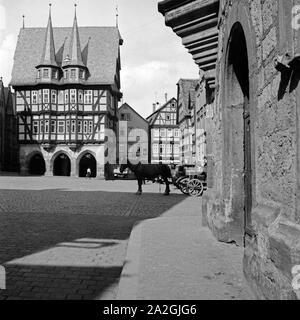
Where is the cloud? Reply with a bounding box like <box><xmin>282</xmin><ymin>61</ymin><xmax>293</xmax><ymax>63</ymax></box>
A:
<box><xmin>0</xmin><ymin>33</ymin><xmax>16</xmax><ymax>85</ymax></box>
<box><xmin>0</xmin><ymin>3</ymin><xmax>6</xmax><ymax>31</ymax></box>
<box><xmin>121</xmin><ymin>59</ymin><xmax>198</xmax><ymax>118</ymax></box>
<box><xmin>122</xmin><ymin>61</ymin><xmax>170</xmax><ymax>85</ymax></box>
<box><xmin>121</xmin><ymin>61</ymin><xmax>175</xmax><ymax>116</ymax></box>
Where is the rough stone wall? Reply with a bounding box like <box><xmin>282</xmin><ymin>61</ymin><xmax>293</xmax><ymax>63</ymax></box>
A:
<box><xmin>203</xmin><ymin>0</ymin><xmax>300</xmax><ymax>299</ymax></box>
<box><xmin>254</xmin><ymin>0</ymin><xmax>297</xmax><ymax>219</ymax></box>
<box><xmin>246</xmin><ymin>0</ymin><xmax>299</xmax><ymax>300</ymax></box>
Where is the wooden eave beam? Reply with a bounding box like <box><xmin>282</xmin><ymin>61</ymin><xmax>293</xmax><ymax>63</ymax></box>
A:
<box><xmin>174</xmin><ymin>16</ymin><xmax>218</xmax><ymax>38</ymax></box>
<box><xmin>164</xmin><ymin>0</ymin><xmax>219</xmax><ymax>29</ymax></box>
<box><xmin>192</xmin><ymin>48</ymin><xmax>218</xmax><ymax>61</ymax></box>
<box><xmin>198</xmin><ymin>61</ymin><xmax>216</xmax><ymax>71</ymax></box>
<box><xmin>158</xmin><ymin>0</ymin><xmax>195</xmax><ymax>15</ymax></box>
<box><xmin>188</xmin><ymin>39</ymin><xmax>218</xmax><ymax>55</ymax></box>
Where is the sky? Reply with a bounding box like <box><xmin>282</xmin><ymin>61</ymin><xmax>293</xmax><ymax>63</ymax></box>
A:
<box><xmin>0</xmin><ymin>0</ymin><xmax>199</xmax><ymax>118</ymax></box>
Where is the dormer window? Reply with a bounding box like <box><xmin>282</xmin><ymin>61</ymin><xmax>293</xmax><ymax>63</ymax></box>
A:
<box><xmin>64</xmin><ymin>70</ymin><xmax>68</xmax><ymax>79</ymax></box>
<box><xmin>37</xmin><ymin>70</ymin><xmax>41</xmax><ymax>79</ymax></box>
<box><xmin>71</xmin><ymin>69</ymin><xmax>76</xmax><ymax>79</ymax></box>
<box><xmin>79</xmin><ymin>69</ymin><xmax>84</xmax><ymax>79</ymax></box>
<box><xmin>43</xmin><ymin>69</ymin><xmax>49</xmax><ymax>78</ymax></box>
<box><xmin>52</xmin><ymin>69</ymin><xmax>58</xmax><ymax>79</ymax></box>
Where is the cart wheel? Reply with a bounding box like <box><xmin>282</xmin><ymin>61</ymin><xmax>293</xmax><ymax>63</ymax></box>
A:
<box><xmin>188</xmin><ymin>179</ymin><xmax>204</xmax><ymax>197</ymax></box>
<box><xmin>178</xmin><ymin>177</ymin><xmax>190</xmax><ymax>195</ymax></box>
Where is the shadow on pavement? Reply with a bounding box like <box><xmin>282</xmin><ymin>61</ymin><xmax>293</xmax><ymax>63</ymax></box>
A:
<box><xmin>0</xmin><ymin>189</ymin><xmax>189</xmax><ymax>300</ymax></box>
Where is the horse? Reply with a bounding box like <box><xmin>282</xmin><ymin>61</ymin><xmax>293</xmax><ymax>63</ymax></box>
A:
<box><xmin>120</xmin><ymin>161</ymin><xmax>171</xmax><ymax>195</ymax></box>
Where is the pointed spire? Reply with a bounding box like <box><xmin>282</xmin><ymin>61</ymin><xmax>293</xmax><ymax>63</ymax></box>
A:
<box><xmin>38</xmin><ymin>3</ymin><xmax>58</xmax><ymax>67</ymax></box>
<box><xmin>22</xmin><ymin>15</ymin><xmax>25</xmax><ymax>29</ymax></box>
<box><xmin>63</xmin><ymin>4</ymin><xmax>85</xmax><ymax>67</ymax></box>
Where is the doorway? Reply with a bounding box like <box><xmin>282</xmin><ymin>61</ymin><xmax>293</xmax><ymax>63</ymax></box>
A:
<box><xmin>225</xmin><ymin>22</ymin><xmax>252</xmax><ymax>239</ymax></box>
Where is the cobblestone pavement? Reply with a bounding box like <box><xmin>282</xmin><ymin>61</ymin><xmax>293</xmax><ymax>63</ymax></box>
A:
<box><xmin>0</xmin><ymin>176</ymin><xmax>187</xmax><ymax>300</ymax></box>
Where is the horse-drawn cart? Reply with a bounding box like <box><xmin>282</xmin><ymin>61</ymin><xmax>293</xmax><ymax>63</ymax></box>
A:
<box><xmin>172</xmin><ymin>166</ymin><xmax>207</xmax><ymax>197</ymax></box>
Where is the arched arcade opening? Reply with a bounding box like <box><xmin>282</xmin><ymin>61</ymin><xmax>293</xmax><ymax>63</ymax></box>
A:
<box><xmin>79</xmin><ymin>153</ymin><xmax>97</xmax><ymax>178</ymax></box>
<box><xmin>28</xmin><ymin>153</ymin><xmax>46</xmax><ymax>175</ymax></box>
<box><xmin>53</xmin><ymin>153</ymin><xmax>71</xmax><ymax>177</ymax></box>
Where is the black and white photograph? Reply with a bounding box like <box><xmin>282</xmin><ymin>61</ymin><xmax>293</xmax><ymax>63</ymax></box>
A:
<box><xmin>0</xmin><ymin>0</ymin><xmax>300</xmax><ymax>308</ymax></box>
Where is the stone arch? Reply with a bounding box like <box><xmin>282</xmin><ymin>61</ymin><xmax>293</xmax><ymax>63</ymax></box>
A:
<box><xmin>221</xmin><ymin>7</ymin><xmax>256</xmax><ymax>244</ymax></box>
<box><xmin>222</xmin><ymin>0</ymin><xmax>257</xmax><ymax>189</ymax></box>
<box><xmin>26</xmin><ymin>151</ymin><xmax>46</xmax><ymax>176</ymax></box>
<box><xmin>77</xmin><ymin>151</ymin><xmax>97</xmax><ymax>178</ymax></box>
<box><xmin>51</xmin><ymin>151</ymin><xmax>71</xmax><ymax>177</ymax></box>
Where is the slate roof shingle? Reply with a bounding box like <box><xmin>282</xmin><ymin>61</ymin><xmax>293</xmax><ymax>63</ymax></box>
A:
<box><xmin>38</xmin><ymin>13</ymin><xmax>58</xmax><ymax>68</ymax></box>
<box><xmin>10</xmin><ymin>26</ymin><xmax>122</xmax><ymax>86</ymax></box>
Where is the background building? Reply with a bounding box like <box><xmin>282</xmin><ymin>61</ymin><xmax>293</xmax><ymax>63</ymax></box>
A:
<box><xmin>0</xmin><ymin>78</ymin><xmax>18</xmax><ymax>172</ymax></box>
<box><xmin>10</xmin><ymin>7</ymin><xmax>122</xmax><ymax>178</ymax></box>
<box><xmin>159</xmin><ymin>0</ymin><xmax>300</xmax><ymax>299</ymax></box>
<box><xmin>118</xmin><ymin>103</ymin><xmax>149</xmax><ymax>164</ymax></box>
<box><xmin>177</xmin><ymin>79</ymin><xmax>197</xmax><ymax>165</ymax></box>
<box><xmin>147</xmin><ymin>98</ymin><xmax>180</xmax><ymax>164</ymax></box>
<box><xmin>195</xmin><ymin>71</ymin><xmax>215</xmax><ymax>183</ymax></box>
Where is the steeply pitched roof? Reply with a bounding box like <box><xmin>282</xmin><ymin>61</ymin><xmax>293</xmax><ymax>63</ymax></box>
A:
<box><xmin>118</xmin><ymin>103</ymin><xmax>148</xmax><ymax>125</ymax></box>
<box><xmin>177</xmin><ymin>79</ymin><xmax>198</xmax><ymax>117</ymax></box>
<box><xmin>11</xmin><ymin>26</ymin><xmax>122</xmax><ymax>86</ymax></box>
<box><xmin>38</xmin><ymin>8</ymin><xmax>58</xmax><ymax>68</ymax></box>
<box><xmin>146</xmin><ymin>97</ymin><xmax>177</xmax><ymax>126</ymax></box>
<box><xmin>62</xmin><ymin>12</ymin><xmax>85</xmax><ymax>68</ymax></box>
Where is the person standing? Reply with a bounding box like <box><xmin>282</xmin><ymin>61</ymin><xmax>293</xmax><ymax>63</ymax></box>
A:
<box><xmin>86</xmin><ymin>167</ymin><xmax>91</xmax><ymax>178</ymax></box>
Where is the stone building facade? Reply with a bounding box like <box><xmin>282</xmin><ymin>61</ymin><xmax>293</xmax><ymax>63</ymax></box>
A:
<box><xmin>10</xmin><ymin>7</ymin><xmax>122</xmax><ymax>178</ymax></box>
<box><xmin>0</xmin><ymin>78</ymin><xmax>18</xmax><ymax>172</ymax></box>
<box><xmin>159</xmin><ymin>0</ymin><xmax>300</xmax><ymax>299</ymax></box>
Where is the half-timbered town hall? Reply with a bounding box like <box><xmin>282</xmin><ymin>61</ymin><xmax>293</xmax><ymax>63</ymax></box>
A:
<box><xmin>10</xmin><ymin>6</ymin><xmax>123</xmax><ymax>178</ymax></box>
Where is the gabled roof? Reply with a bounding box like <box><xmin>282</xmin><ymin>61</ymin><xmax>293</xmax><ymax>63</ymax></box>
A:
<box><xmin>38</xmin><ymin>7</ymin><xmax>58</xmax><ymax>68</ymax></box>
<box><xmin>11</xmin><ymin>26</ymin><xmax>122</xmax><ymax>86</ymax></box>
<box><xmin>146</xmin><ymin>97</ymin><xmax>177</xmax><ymax>126</ymax></box>
<box><xmin>118</xmin><ymin>103</ymin><xmax>149</xmax><ymax>125</ymax></box>
<box><xmin>177</xmin><ymin>79</ymin><xmax>198</xmax><ymax>118</ymax></box>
